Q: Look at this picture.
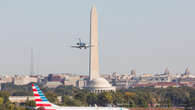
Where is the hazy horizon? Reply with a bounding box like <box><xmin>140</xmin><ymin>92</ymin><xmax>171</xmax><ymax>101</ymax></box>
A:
<box><xmin>0</xmin><ymin>0</ymin><xmax>195</xmax><ymax>74</ymax></box>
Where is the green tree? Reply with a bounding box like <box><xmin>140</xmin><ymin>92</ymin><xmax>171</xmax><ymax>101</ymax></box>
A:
<box><xmin>74</xmin><ymin>92</ymin><xmax>86</xmax><ymax>102</ymax></box>
<box><xmin>128</xmin><ymin>98</ymin><xmax>135</xmax><ymax>107</ymax></box>
<box><xmin>98</xmin><ymin>92</ymin><xmax>113</xmax><ymax>106</ymax></box>
<box><xmin>0</xmin><ymin>97</ymin><xmax>4</xmax><ymax>105</ymax></box>
<box><xmin>190</xmin><ymin>97</ymin><xmax>195</xmax><ymax>107</ymax></box>
<box><xmin>61</xmin><ymin>95</ymin><xmax>82</xmax><ymax>106</ymax></box>
<box><xmin>25</xmin><ymin>98</ymin><xmax>36</xmax><ymax>110</ymax></box>
<box><xmin>45</xmin><ymin>91</ymin><xmax>58</xmax><ymax>104</ymax></box>
<box><xmin>112</xmin><ymin>92</ymin><xmax>125</xmax><ymax>106</ymax></box>
<box><xmin>86</xmin><ymin>93</ymin><xmax>98</xmax><ymax>106</ymax></box>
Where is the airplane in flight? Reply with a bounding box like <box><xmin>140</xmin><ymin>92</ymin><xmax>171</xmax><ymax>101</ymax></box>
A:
<box><xmin>32</xmin><ymin>84</ymin><xmax>128</xmax><ymax>110</ymax></box>
<box><xmin>71</xmin><ymin>38</ymin><xmax>92</xmax><ymax>49</ymax></box>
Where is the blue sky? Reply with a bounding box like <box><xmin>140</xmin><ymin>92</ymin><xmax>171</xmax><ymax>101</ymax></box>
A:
<box><xmin>0</xmin><ymin>0</ymin><xmax>195</xmax><ymax>74</ymax></box>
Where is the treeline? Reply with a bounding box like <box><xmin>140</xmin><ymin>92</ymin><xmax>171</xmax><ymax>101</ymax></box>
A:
<box><xmin>1</xmin><ymin>83</ymin><xmax>33</xmax><ymax>96</ymax></box>
<box><xmin>0</xmin><ymin>91</ymin><xmax>27</xmax><ymax>110</ymax></box>
<box><xmin>44</xmin><ymin>86</ymin><xmax>195</xmax><ymax>108</ymax></box>
<box><xmin>0</xmin><ymin>83</ymin><xmax>34</xmax><ymax>110</ymax></box>
<box><xmin>0</xmin><ymin>83</ymin><xmax>195</xmax><ymax>109</ymax></box>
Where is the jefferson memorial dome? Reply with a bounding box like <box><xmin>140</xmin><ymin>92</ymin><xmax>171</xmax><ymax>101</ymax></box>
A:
<box><xmin>88</xmin><ymin>78</ymin><xmax>116</xmax><ymax>93</ymax></box>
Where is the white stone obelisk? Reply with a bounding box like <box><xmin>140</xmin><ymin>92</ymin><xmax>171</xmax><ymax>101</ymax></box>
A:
<box><xmin>87</xmin><ymin>6</ymin><xmax>116</xmax><ymax>93</ymax></box>
<box><xmin>89</xmin><ymin>5</ymin><xmax>100</xmax><ymax>80</ymax></box>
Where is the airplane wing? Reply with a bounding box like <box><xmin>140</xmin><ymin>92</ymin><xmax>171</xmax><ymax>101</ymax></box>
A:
<box><xmin>71</xmin><ymin>46</ymin><xmax>79</xmax><ymax>48</ymax></box>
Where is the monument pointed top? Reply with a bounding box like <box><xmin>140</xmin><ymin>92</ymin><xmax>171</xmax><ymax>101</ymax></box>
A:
<box><xmin>91</xmin><ymin>5</ymin><xmax>97</xmax><ymax>13</ymax></box>
<box><xmin>92</xmin><ymin>4</ymin><xmax>96</xmax><ymax>8</ymax></box>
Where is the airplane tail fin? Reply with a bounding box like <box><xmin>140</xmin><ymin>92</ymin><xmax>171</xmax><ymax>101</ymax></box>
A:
<box><xmin>32</xmin><ymin>83</ymin><xmax>58</xmax><ymax>110</ymax></box>
<box><xmin>79</xmin><ymin>38</ymin><xmax>82</xmax><ymax>43</ymax></box>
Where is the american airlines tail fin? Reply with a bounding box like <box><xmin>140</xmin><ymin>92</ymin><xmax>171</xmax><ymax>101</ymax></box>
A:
<box><xmin>32</xmin><ymin>83</ymin><xmax>58</xmax><ymax>110</ymax></box>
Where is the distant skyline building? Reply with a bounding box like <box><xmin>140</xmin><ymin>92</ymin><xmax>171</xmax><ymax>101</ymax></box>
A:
<box><xmin>164</xmin><ymin>68</ymin><xmax>170</xmax><ymax>75</ymax></box>
<box><xmin>87</xmin><ymin>5</ymin><xmax>116</xmax><ymax>93</ymax></box>
<box><xmin>185</xmin><ymin>67</ymin><xmax>190</xmax><ymax>75</ymax></box>
<box><xmin>131</xmin><ymin>69</ymin><xmax>136</xmax><ymax>76</ymax></box>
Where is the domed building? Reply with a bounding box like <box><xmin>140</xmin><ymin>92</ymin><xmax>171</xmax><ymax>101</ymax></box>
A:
<box><xmin>88</xmin><ymin>78</ymin><xmax>116</xmax><ymax>93</ymax></box>
<box><xmin>86</xmin><ymin>5</ymin><xmax>116</xmax><ymax>93</ymax></box>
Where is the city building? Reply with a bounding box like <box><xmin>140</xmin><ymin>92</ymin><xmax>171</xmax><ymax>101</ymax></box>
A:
<box><xmin>0</xmin><ymin>75</ymin><xmax>13</xmax><ymax>83</ymax></box>
<box><xmin>76</xmin><ymin>79</ymin><xmax>88</xmax><ymax>89</ymax></box>
<box><xmin>43</xmin><ymin>81</ymin><xmax>63</xmax><ymax>88</ymax></box>
<box><xmin>13</xmin><ymin>75</ymin><xmax>37</xmax><ymax>85</ymax></box>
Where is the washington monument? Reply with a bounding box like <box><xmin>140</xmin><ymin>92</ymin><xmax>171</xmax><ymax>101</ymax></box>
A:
<box><xmin>87</xmin><ymin>5</ymin><xmax>115</xmax><ymax>93</ymax></box>
<box><xmin>89</xmin><ymin>5</ymin><xmax>100</xmax><ymax>81</ymax></box>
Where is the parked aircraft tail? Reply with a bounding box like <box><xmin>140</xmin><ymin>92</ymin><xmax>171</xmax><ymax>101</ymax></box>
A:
<box><xmin>32</xmin><ymin>83</ymin><xmax>58</xmax><ymax>110</ymax></box>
